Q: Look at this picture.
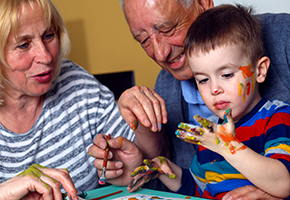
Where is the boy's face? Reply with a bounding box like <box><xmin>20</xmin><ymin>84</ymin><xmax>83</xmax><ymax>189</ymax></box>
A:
<box><xmin>188</xmin><ymin>44</ymin><xmax>263</xmax><ymax>123</ymax></box>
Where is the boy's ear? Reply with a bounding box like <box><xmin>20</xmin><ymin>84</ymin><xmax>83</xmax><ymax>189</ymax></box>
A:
<box><xmin>198</xmin><ymin>0</ymin><xmax>214</xmax><ymax>11</ymax></box>
<box><xmin>256</xmin><ymin>56</ymin><xmax>270</xmax><ymax>83</ymax></box>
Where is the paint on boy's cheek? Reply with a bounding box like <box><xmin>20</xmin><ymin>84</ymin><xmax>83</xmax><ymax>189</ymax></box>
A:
<box><xmin>238</xmin><ymin>64</ymin><xmax>255</xmax><ymax>102</ymax></box>
<box><xmin>239</xmin><ymin>64</ymin><xmax>253</xmax><ymax>78</ymax></box>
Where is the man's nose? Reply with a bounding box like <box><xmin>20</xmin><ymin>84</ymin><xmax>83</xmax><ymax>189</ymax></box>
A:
<box><xmin>151</xmin><ymin>35</ymin><xmax>170</xmax><ymax>62</ymax></box>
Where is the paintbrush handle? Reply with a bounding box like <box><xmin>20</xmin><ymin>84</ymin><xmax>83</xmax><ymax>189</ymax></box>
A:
<box><xmin>102</xmin><ymin>134</ymin><xmax>110</xmax><ymax>167</ymax></box>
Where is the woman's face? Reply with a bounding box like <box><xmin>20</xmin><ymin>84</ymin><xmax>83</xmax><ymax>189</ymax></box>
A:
<box><xmin>2</xmin><ymin>2</ymin><xmax>59</xmax><ymax>98</ymax></box>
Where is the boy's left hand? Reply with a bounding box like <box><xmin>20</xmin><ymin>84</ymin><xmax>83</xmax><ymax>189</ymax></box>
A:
<box><xmin>127</xmin><ymin>156</ymin><xmax>176</xmax><ymax>192</ymax></box>
<box><xmin>176</xmin><ymin>109</ymin><xmax>246</xmax><ymax>155</ymax></box>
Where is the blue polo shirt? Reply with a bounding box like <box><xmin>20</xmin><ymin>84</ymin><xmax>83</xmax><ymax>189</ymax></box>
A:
<box><xmin>181</xmin><ymin>79</ymin><xmax>213</xmax><ymax>125</ymax></box>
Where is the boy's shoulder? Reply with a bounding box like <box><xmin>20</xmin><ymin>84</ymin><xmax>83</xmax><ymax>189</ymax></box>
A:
<box><xmin>262</xmin><ymin>99</ymin><xmax>290</xmax><ymax>117</ymax></box>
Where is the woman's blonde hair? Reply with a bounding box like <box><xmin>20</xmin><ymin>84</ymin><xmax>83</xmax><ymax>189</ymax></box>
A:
<box><xmin>0</xmin><ymin>0</ymin><xmax>71</xmax><ymax>100</ymax></box>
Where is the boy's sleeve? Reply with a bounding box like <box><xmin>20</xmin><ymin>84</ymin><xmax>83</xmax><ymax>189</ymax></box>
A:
<box><xmin>174</xmin><ymin>168</ymin><xmax>199</xmax><ymax>196</ymax></box>
<box><xmin>264</xmin><ymin>108</ymin><xmax>290</xmax><ymax>172</ymax></box>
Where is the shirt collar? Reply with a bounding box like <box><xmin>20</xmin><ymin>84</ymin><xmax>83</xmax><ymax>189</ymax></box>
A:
<box><xmin>181</xmin><ymin>79</ymin><xmax>204</xmax><ymax>104</ymax></box>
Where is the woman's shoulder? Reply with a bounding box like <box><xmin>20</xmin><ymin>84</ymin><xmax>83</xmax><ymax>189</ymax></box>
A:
<box><xmin>59</xmin><ymin>59</ymin><xmax>95</xmax><ymax>80</ymax></box>
<box><xmin>46</xmin><ymin>59</ymin><xmax>113</xmax><ymax>99</ymax></box>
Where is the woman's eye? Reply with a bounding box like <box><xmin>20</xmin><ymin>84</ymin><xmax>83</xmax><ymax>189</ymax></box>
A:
<box><xmin>17</xmin><ymin>42</ymin><xmax>29</xmax><ymax>49</ymax></box>
<box><xmin>44</xmin><ymin>33</ymin><xmax>55</xmax><ymax>40</ymax></box>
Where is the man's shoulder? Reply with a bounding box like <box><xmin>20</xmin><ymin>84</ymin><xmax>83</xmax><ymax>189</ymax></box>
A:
<box><xmin>155</xmin><ymin>69</ymin><xmax>181</xmax><ymax>94</ymax></box>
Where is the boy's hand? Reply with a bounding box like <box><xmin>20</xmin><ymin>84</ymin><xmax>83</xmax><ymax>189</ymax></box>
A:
<box><xmin>127</xmin><ymin>156</ymin><xmax>176</xmax><ymax>192</ymax></box>
<box><xmin>176</xmin><ymin>109</ymin><xmax>246</xmax><ymax>155</ymax></box>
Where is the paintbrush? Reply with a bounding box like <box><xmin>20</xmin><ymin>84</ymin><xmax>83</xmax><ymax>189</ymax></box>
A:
<box><xmin>98</xmin><ymin>134</ymin><xmax>111</xmax><ymax>185</ymax></box>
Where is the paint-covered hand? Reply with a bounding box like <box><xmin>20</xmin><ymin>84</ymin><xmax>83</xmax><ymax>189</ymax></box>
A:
<box><xmin>176</xmin><ymin>109</ymin><xmax>246</xmax><ymax>155</ymax></box>
<box><xmin>0</xmin><ymin>164</ymin><xmax>78</xmax><ymax>200</ymax></box>
<box><xmin>127</xmin><ymin>156</ymin><xmax>176</xmax><ymax>192</ymax></box>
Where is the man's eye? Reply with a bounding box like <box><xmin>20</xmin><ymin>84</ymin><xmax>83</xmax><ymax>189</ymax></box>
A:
<box><xmin>161</xmin><ymin>28</ymin><xmax>175</xmax><ymax>37</ymax></box>
<box><xmin>140</xmin><ymin>38</ymin><xmax>150</xmax><ymax>48</ymax></box>
<box><xmin>160</xmin><ymin>25</ymin><xmax>176</xmax><ymax>37</ymax></box>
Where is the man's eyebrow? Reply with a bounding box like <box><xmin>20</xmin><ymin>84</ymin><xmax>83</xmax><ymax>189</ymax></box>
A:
<box><xmin>154</xmin><ymin>21</ymin><xmax>173</xmax><ymax>30</ymax></box>
<box><xmin>132</xmin><ymin>22</ymin><xmax>174</xmax><ymax>41</ymax></box>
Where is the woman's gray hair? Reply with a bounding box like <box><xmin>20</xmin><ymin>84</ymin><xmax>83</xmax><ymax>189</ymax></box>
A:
<box><xmin>119</xmin><ymin>0</ymin><xmax>195</xmax><ymax>11</ymax></box>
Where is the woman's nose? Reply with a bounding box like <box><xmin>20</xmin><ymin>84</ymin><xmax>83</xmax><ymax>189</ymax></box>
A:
<box><xmin>34</xmin><ymin>42</ymin><xmax>52</xmax><ymax>64</ymax></box>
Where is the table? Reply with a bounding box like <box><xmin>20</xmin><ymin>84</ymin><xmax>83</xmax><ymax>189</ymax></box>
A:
<box><xmin>84</xmin><ymin>185</ymin><xmax>207</xmax><ymax>200</ymax></box>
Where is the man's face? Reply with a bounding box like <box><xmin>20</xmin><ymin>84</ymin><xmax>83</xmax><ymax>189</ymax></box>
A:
<box><xmin>123</xmin><ymin>0</ymin><xmax>204</xmax><ymax>81</ymax></box>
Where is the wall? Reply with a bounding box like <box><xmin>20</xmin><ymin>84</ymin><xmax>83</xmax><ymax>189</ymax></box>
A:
<box><xmin>51</xmin><ymin>0</ymin><xmax>160</xmax><ymax>88</ymax></box>
<box><xmin>214</xmin><ymin>0</ymin><xmax>290</xmax><ymax>13</ymax></box>
<box><xmin>51</xmin><ymin>0</ymin><xmax>290</xmax><ymax>89</ymax></box>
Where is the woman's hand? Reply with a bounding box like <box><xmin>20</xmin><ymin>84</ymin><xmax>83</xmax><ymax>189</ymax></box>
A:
<box><xmin>127</xmin><ymin>156</ymin><xmax>176</xmax><ymax>192</ymax></box>
<box><xmin>118</xmin><ymin>86</ymin><xmax>167</xmax><ymax>132</ymax></box>
<box><xmin>176</xmin><ymin>109</ymin><xmax>246</xmax><ymax>155</ymax></box>
<box><xmin>0</xmin><ymin>164</ymin><xmax>78</xmax><ymax>200</ymax></box>
<box><xmin>88</xmin><ymin>134</ymin><xmax>144</xmax><ymax>186</ymax></box>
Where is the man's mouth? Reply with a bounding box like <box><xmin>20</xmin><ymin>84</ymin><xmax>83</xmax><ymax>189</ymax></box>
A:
<box><xmin>170</xmin><ymin>52</ymin><xmax>184</xmax><ymax>63</ymax></box>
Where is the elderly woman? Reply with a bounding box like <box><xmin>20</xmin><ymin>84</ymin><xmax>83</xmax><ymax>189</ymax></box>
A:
<box><xmin>0</xmin><ymin>0</ymin><xmax>169</xmax><ymax>199</ymax></box>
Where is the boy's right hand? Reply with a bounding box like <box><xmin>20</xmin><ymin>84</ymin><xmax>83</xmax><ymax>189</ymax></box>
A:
<box><xmin>127</xmin><ymin>156</ymin><xmax>176</xmax><ymax>192</ymax></box>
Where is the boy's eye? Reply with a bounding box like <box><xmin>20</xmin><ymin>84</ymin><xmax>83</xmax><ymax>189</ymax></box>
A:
<box><xmin>198</xmin><ymin>78</ymin><xmax>209</xmax><ymax>84</ymax></box>
<box><xmin>222</xmin><ymin>73</ymin><xmax>234</xmax><ymax>78</ymax></box>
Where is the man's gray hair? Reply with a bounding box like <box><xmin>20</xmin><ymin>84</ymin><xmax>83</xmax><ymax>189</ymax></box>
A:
<box><xmin>119</xmin><ymin>0</ymin><xmax>195</xmax><ymax>11</ymax></box>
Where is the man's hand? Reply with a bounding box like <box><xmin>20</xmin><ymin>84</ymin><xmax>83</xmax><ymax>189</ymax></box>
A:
<box><xmin>118</xmin><ymin>86</ymin><xmax>167</xmax><ymax>132</ymax></box>
<box><xmin>223</xmin><ymin>185</ymin><xmax>282</xmax><ymax>200</ymax></box>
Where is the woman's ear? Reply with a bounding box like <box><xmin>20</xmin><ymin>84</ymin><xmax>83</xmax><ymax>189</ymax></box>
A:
<box><xmin>256</xmin><ymin>56</ymin><xmax>270</xmax><ymax>83</ymax></box>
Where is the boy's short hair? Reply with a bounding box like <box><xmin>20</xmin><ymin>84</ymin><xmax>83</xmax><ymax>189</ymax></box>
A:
<box><xmin>184</xmin><ymin>4</ymin><xmax>265</xmax><ymax>65</ymax></box>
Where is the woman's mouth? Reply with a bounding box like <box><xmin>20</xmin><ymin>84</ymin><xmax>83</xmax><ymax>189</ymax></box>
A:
<box><xmin>33</xmin><ymin>70</ymin><xmax>53</xmax><ymax>83</ymax></box>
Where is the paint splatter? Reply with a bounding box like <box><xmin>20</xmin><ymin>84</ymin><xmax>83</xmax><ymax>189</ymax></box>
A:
<box><xmin>217</xmin><ymin>126</ymin><xmax>246</xmax><ymax>154</ymax></box>
<box><xmin>130</xmin><ymin>120</ymin><xmax>138</xmax><ymax>130</ymax></box>
<box><xmin>239</xmin><ymin>64</ymin><xmax>253</xmax><ymax>78</ymax></box>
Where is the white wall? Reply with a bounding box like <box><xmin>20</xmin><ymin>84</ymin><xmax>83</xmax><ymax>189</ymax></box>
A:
<box><xmin>214</xmin><ymin>0</ymin><xmax>290</xmax><ymax>14</ymax></box>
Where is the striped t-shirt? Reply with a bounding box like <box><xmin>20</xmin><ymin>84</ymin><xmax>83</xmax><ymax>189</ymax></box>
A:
<box><xmin>177</xmin><ymin>98</ymin><xmax>290</xmax><ymax>199</ymax></box>
<box><xmin>0</xmin><ymin>59</ymin><xmax>134</xmax><ymax>191</ymax></box>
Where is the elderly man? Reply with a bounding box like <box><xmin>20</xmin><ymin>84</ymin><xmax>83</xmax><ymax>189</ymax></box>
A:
<box><xmin>91</xmin><ymin>0</ymin><xmax>290</xmax><ymax>199</ymax></box>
